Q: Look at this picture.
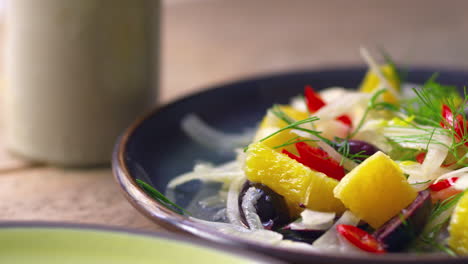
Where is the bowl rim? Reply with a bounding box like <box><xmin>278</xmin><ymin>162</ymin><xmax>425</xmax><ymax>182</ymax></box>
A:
<box><xmin>0</xmin><ymin>221</ymin><xmax>284</xmax><ymax>263</ymax></box>
<box><xmin>112</xmin><ymin>66</ymin><xmax>468</xmax><ymax>263</ymax></box>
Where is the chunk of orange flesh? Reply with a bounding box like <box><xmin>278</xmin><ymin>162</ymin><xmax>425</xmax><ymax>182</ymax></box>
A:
<box><xmin>359</xmin><ymin>64</ymin><xmax>400</xmax><ymax>104</ymax></box>
<box><xmin>334</xmin><ymin>151</ymin><xmax>417</xmax><ymax>228</ymax></box>
<box><xmin>448</xmin><ymin>191</ymin><xmax>468</xmax><ymax>255</ymax></box>
<box><xmin>253</xmin><ymin>105</ymin><xmax>309</xmax><ymax>154</ymax></box>
<box><xmin>244</xmin><ymin>142</ymin><xmax>345</xmax><ymax>216</ymax></box>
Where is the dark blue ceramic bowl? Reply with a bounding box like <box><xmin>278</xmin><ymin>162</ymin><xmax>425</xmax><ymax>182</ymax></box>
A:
<box><xmin>113</xmin><ymin>67</ymin><xmax>468</xmax><ymax>264</ymax></box>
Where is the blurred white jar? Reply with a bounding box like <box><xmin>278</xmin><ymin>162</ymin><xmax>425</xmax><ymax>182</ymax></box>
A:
<box><xmin>4</xmin><ymin>0</ymin><xmax>158</xmax><ymax>166</ymax></box>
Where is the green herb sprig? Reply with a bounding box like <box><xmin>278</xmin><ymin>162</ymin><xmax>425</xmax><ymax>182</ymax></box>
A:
<box><xmin>136</xmin><ymin>179</ymin><xmax>191</xmax><ymax>216</ymax></box>
<box><xmin>266</xmin><ymin>105</ymin><xmax>368</xmax><ymax>164</ymax></box>
<box><xmin>259</xmin><ymin>106</ymin><xmax>332</xmax><ymax>145</ymax></box>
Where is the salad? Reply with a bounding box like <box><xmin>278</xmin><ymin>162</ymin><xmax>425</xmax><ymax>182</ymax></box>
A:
<box><xmin>141</xmin><ymin>49</ymin><xmax>468</xmax><ymax>256</ymax></box>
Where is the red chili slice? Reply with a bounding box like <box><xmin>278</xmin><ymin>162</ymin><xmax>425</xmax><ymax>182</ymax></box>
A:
<box><xmin>282</xmin><ymin>148</ymin><xmax>301</xmax><ymax>161</ymax></box>
<box><xmin>440</xmin><ymin>104</ymin><xmax>468</xmax><ymax>146</ymax></box>
<box><xmin>295</xmin><ymin>141</ymin><xmax>329</xmax><ymax>159</ymax></box>
<box><xmin>429</xmin><ymin>177</ymin><xmax>459</xmax><ymax>192</ymax></box>
<box><xmin>304</xmin><ymin>85</ymin><xmax>326</xmax><ymax>112</ymax></box>
<box><xmin>282</xmin><ymin>142</ymin><xmax>345</xmax><ymax>181</ymax></box>
<box><xmin>415</xmin><ymin>152</ymin><xmax>426</xmax><ymax>164</ymax></box>
<box><xmin>336</xmin><ymin>115</ymin><xmax>353</xmax><ymax>127</ymax></box>
<box><xmin>336</xmin><ymin>224</ymin><xmax>386</xmax><ymax>254</ymax></box>
<box><xmin>304</xmin><ymin>86</ymin><xmax>353</xmax><ymax>127</ymax></box>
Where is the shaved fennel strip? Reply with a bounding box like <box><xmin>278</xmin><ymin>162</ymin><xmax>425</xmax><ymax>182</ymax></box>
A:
<box><xmin>435</xmin><ymin>167</ymin><xmax>468</xmax><ymax>183</ymax></box>
<box><xmin>276</xmin><ymin>240</ymin><xmax>319</xmax><ymax>252</ymax></box>
<box><xmin>289</xmin><ymin>209</ymin><xmax>335</xmax><ymax>231</ymax></box>
<box><xmin>359</xmin><ymin>47</ymin><xmax>399</xmax><ymax>98</ymax></box>
<box><xmin>313</xmin><ymin>211</ymin><xmax>360</xmax><ymax>252</ymax></box>
<box><xmin>384</xmin><ymin>126</ymin><xmax>452</xmax><ymax>182</ymax></box>
<box><xmin>226</xmin><ymin>174</ymin><xmax>246</xmax><ymax>227</ymax></box>
<box><xmin>313</xmin><ymin>92</ymin><xmax>370</xmax><ymax>124</ymax></box>
<box><xmin>198</xmin><ymin>192</ymin><xmax>227</xmax><ymax>209</ymax></box>
<box><xmin>399</xmin><ymin>162</ymin><xmax>449</xmax><ymax>191</ymax></box>
<box><xmin>319</xmin><ymin>87</ymin><xmax>349</xmax><ymax>104</ymax></box>
<box><xmin>455</xmin><ymin>176</ymin><xmax>468</xmax><ymax>190</ymax></box>
<box><xmin>167</xmin><ymin>160</ymin><xmax>243</xmax><ymax>189</ymax></box>
<box><xmin>241</xmin><ymin>187</ymin><xmax>264</xmax><ymax>230</ymax></box>
<box><xmin>189</xmin><ymin>217</ymin><xmax>283</xmax><ymax>244</ymax></box>
<box><xmin>181</xmin><ymin>114</ymin><xmax>253</xmax><ymax>152</ymax></box>
<box><xmin>168</xmin><ymin>170</ymin><xmax>243</xmax><ymax>189</ymax></box>
<box><xmin>421</xmin><ymin>144</ymin><xmax>450</xmax><ymax>180</ymax></box>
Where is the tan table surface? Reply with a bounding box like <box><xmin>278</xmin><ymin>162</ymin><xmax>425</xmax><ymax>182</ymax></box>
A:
<box><xmin>2</xmin><ymin>0</ymin><xmax>468</xmax><ymax>233</ymax></box>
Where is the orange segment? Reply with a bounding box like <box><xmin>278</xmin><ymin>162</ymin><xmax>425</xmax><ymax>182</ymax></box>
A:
<box><xmin>253</xmin><ymin>105</ymin><xmax>309</xmax><ymax>154</ymax></box>
<box><xmin>360</xmin><ymin>64</ymin><xmax>400</xmax><ymax>104</ymax></box>
<box><xmin>448</xmin><ymin>191</ymin><xmax>468</xmax><ymax>255</ymax></box>
<box><xmin>244</xmin><ymin>142</ymin><xmax>345</xmax><ymax>216</ymax></box>
<box><xmin>334</xmin><ymin>151</ymin><xmax>417</xmax><ymax>228</ymax></box>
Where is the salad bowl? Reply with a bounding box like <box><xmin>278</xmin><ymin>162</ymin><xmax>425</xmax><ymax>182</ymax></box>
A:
<box><xmin>113</xmin><ymin>66</ymin><xmax>468</xmax><ymax>263</ymax></box>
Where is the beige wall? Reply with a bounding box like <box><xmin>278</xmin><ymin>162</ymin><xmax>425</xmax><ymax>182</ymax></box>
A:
<box><xmin>162</xmin><ymin>0</ymin><xmax>468</xmax><ymax>101</ymax></box>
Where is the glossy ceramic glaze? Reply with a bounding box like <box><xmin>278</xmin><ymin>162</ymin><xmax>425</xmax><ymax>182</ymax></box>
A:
<box><xmin>113</xmin><ymin>67</ymin><xmax>468</xmax><ymax>263</ymax></box>
<box><xmin>0</xmin><ymin>222</ymin><xmax>280</xmax><ymax>264</ymax></box>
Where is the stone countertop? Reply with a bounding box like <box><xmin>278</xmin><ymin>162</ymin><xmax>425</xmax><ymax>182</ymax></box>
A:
<box><xmin>1</xmin><ymin>0</ymin><xmax>468</xmax><ymax>233</ymax></box>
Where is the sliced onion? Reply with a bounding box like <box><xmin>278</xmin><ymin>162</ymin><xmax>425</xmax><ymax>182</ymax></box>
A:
<box><xmin>241</xmin><ymin>187</ymin><xmax>264</xmax><ymax>230</ymax></box>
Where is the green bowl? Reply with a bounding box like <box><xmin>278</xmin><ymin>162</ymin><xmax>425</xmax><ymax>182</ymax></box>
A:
<box><xmin>0</xmin><ymin>222</ymin><xmax>282</xmax><ymax>264</ymax></box>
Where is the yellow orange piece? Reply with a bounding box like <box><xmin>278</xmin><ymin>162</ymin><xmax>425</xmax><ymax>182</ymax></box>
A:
<box><xmin>334</xmin><ymin>151</ymin><xmax>417</xmax><ymax>228</ymax></box>
<box><xmin>244</xmin><ymin>141</ymin><xmax>345</xmax><ymax>216</ymax></box>
<box><xmin>448</xmin><ymin>191</ymin><xmax>468</xmax><ymax>255</ymax></box>
<box><xmin>253</xmin><ymin>105</ymin><xmax>309</xmax><ymax>154</ymax></box>
<box><xmin>360</xmin><ymin>64</ymin><xmax>400</xmax><ymax>104</ymax></box>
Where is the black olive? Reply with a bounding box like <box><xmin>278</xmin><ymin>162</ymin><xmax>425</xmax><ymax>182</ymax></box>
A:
<box><xmin>373</xmin><ymin>190</ymin><xmax>432</xmax><ymax>252</ymax></box>
<box><xmin>238</xmin><ymin>181</ymin><xmax>290</xmax><ymax>230</ymax></box>
<box><xmin>333</xmin><ymin>139</ymin><xmax>380</xmax><ymax>162</ymax></box>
